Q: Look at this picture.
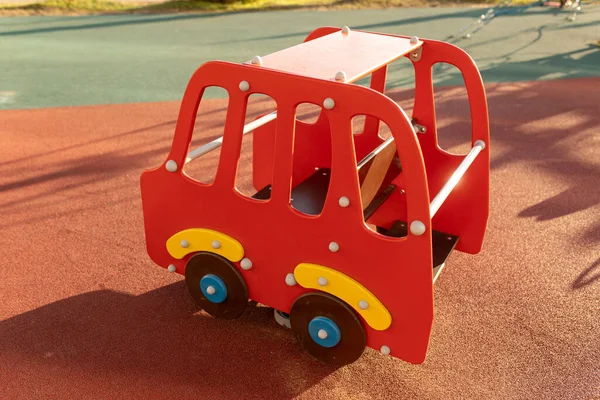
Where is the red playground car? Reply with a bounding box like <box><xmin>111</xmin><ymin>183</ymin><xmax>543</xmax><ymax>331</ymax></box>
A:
<box><xmin>140</xmin><ymin>26</ymin><xmax>490</xmax><ymax>366</ymax></box>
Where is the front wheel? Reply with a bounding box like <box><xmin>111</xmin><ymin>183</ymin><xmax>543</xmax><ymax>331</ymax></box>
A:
<box><xmin>290</xmin><ymin>292</ymin><xmax>366</xmax><ymax>366</ymax></box>
<box><xmin>184</xmin><ymin>252</ymin><xmax>248</xmax><ymax>319</ymax></box>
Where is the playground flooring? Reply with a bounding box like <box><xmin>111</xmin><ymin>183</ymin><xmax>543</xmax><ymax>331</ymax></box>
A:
<box><xmin>1</xmin><ymin>5</ymin><xmax>599</xmax><ymax>400</ymax></box>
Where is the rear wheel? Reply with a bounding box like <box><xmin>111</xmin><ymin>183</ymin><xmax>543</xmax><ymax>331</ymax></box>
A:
<box><xmin>290</xmin><ymin>292</ymin><xmax>366</xmax><ymax>366</ymax></box>
<box><xmin>184</xmin><ymin>252</ymin><xmax>248</xmax><ymax>319</ymax></box>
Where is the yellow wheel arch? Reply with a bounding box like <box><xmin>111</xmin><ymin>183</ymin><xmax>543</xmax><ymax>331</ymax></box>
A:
<box><xmin>294</xmin><ymin>263</ymin><xmax>392</xmax><ymax>331</ymax></box>
<box><xmin>166</xmin><ymin>228</ymin><xmax>244</xmax><ymax>262</ymax></box>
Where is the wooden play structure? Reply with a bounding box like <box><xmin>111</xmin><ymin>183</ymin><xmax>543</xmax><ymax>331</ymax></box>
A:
<box><xmin>140</xmin><ymin>26</ymin><xmax>490</xmax><ymax>366</ymax></box>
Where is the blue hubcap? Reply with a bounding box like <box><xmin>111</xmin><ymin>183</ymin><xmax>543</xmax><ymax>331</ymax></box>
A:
<box><xmin>308</xmin><ymin>316</ymin><xmax>341</xmax><ymax>348</ymax></box>
<box><xmin>200</xmin><ymin>274</ymin><xmax>227</xmax><ymax>304</ymax></box>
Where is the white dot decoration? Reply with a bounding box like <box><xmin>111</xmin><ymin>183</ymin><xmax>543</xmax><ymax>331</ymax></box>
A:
<box><xmin>285</xmin><ymin>273</ymin><xmax>297</xmax><ymax>286</ymax></box>
<box><xmin>165</xmin><ymin>160</ymin><xmax>178</xmax><ymax>172</ymax></box>
<box><xmin>239</xmin><ymin>80</ymin><xmax>250</xmax><ymax>91</ymax></box>
<box><xmin>358</xmin><ymin>300</ymin><xmax>369</xmax><ymax>310</ymax></box>
<box><xmin>167</xmin><ymin>264</ymin><xmax>176</xmax><ymax>273</ymax></box>
<box><xmin>380</xmin><ymin>345</ymin><xmax>391</xmax><ymax>356</ymax></box>
<box><xmin>318</xmin><ymin>277</ymin><xmax>328</xmax><ymax>286</ymax></box>
<box><xmin>240</xmin><ymin>258</ymin><xmax>253</xmax><ymax>270</ymax></box>
<box><xmin>329</xmin><ymin>242</ymin><xmax>340</xmax><ymax>252</ymax></box>
<box><xmin>323</xmin><ymin>98</ymin><xmax>335</xmax><ymax>110</ymax></box>
<box><xmin>410</xmin><ymin>220</ymin><xmax>426</xmax><ymax>236</ymax></box>
<box><xmin>180</xmin><ymin>240</ymin><xmax>189</xmax><ymax>248</ymax></box>
<box><xmin>212</xmin><ymin>240</ymin><xmax>221</xmax><ymax>249</ymax></box>
<box><xmin>338</xmin><ymin>196</ymin><xmax>350</xmax><ymax>208</ymax></box>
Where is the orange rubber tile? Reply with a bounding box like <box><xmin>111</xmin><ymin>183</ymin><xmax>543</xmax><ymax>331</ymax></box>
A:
<box><xmin>0</xmin><ymin>78</ymin><xmax>599</xmax><ymax>400</ymax></box>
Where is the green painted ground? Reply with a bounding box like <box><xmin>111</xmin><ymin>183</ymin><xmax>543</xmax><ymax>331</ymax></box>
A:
<box><xmin>1</xmin><ymin>5</ymin><xmax>599</xmax><ymax>109</ymax></box>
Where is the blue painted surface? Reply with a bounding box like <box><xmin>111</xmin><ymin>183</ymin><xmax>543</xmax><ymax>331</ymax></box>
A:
<box><xmin>200</xmin><ymin>274</ymin><xmax>227</xmax><ymax>304</ymax></box>
<box><xmin>2</xmin><ymin>6</ymin><xmax>599</xmax><ymax>110</ymax></box>
<box><xmin>308</xmin><ymin>316</ymin><xmax>341</xmax><ymax>348</ymax></box>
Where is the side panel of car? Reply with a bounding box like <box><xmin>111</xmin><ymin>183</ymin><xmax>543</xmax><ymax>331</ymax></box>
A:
<box><xmin>140</xmin><ymin>60</ymin><xmax>435</xmax><ymax>363</ymax></box>
<box><xmin>411</xmin><ymin>38</ymin><xmax>490</xmax><ymax>254</ymax></box>
<box><xmin>301</xmin><ymin>27</ymin><xmax>490</xmax><ymax>254</ymax></box>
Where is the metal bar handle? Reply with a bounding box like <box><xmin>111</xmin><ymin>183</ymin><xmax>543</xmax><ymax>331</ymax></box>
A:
<box><xmin>185</xmin><ymin>111</ymin><xmax>278</xmax><ymax>164</ymax></box>
<box><xmin>429</xmin><ymin>140</ymin><xmax>486</xmax><ymax>218</ymax></box>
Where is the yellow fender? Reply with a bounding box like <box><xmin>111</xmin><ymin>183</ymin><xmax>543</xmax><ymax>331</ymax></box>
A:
<box><xmin>166</xmin><ymin>228</ymin><xmax>244</xmax><ymax>262</ymax></box>
<box><xmin>294</xmin><ymin>263</ymin><xmax>392</xmax><ymax>331</ymax></box>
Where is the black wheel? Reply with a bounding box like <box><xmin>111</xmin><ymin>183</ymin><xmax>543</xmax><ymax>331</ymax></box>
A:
<box><xmin>290</xmin><ymin>292</ymin><xmax>366</xmax><ymax>366</ymax></box>
<box><xmin>184</xmin><ymin>252</ymin><xmax>248</xmax><ymax>319</ymax></box>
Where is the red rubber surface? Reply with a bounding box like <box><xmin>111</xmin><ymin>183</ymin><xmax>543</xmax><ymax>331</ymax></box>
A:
<box><xmin>1</xmin><ymin>78</ymin><xmax>599</xmax><ymax>400</ymax></box>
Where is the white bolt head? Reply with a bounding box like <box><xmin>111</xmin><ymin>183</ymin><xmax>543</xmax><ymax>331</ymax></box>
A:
<box><xmin>335</xmin><ymin>71</ymin><xmax>347</xmax><ymax>82</ymax></box>
<box><xmin>285</xmin><ymin>273</ymin><xmax>296</xmax><ymax>286</ymax></box>
<box><xmin>240</xmin><ymin>258</ymin><xmax>253</xmax><ymax>270</ymax></box>
<box><xmin>239</xmin><ymin>80</ymin><xmax>250</xmax><ymax>91</ymax></box>
<box><xmin>167</xmin><ymin>264</ymin><xmax>176</xmax><ymax>273</ymax></box>
<box><xmin>251</xmin><ymin>55</ymin><xmax>263</xmax><ymax>66</ymax></box>
<box><xmin>165</xmin><ymin>160</ymin><xmax>178</xmax><ymax>172</ymax></box>
<box><xmin>358</xmin><ymin>300</ymin><xmax>369</xmax><ymax>310</ymax></box>
<box><xmin>329</xmin><ymin>242</ymin><xmax>340</xmax><ymax>252</ymax></box>
<box><xmin>474</xmin><ymin>139</ymin><xmax>486</xmax><ymax>149</ymax></box>
<box><xmin>410</xmin><ymin>220</ymin><xmax>426</xmax><ymax>236</ymax></box>
<box><xmin>180</xmin><ymin>240</ymin><xmax>189</xmax><ymax>248</ymax></box>
<box><xmin>342</xmin><ymin>26</ymin><xmax>350</xmax><ymax>34</ymax></box>
<box><xmin>206</xmin><ymin>286</ymin><xmax>216</xmax><ymax>295</ymax></box>
<box><xmin>318</xmin><ymin>329</ymin><xmax>328</xmax><ymax>339</ymax></box>
<box><xmin>338</xmin><ymin>196</ymin><xmax>350</xmax><ymax>208</ymax></box>
<box><xmin>380</xmin><ymin>345</ymin><xmax>391</xmax><ymax>356</ymax></box>
<box><xmin>410</xmin><ymin>36</ymin><xmax>419</xmax><ymax>44</ymax></box>
<box><xmin>212</xmin><ymin>240</ymin><xmax>221</xmax><ymax>249</ymax></box>
<box><xmin>318</xmin><ymin>277</ymin><xmax>328</xmax><ymax>286</ymax></box>
<box><xmin>323</xmin><ymin>98</ymin><xmax>335</xmax><ymax>110</ymax></box>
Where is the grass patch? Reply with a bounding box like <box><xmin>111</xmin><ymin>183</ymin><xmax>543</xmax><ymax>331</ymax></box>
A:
<box><xmin>143</xmin><ymin>0</ymin><xmax>340</xmax><ymax>13</ymax></box>
<box><xmin>0</xmin><ymin>0</ymin><xmax>524</xmax><ymax>16</ymax></box>
<box><xmin>0</xmin><ymin>0</ymin><xmax>142</xmax><ymax>14</ymax></box>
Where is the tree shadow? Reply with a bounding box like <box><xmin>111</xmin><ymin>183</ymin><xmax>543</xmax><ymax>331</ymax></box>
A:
<box><xmin>518</xmin><ymin>172</ymin><xmax>600</xmax><ymax>222</ymax></box>
<box><xmin>384</xmin><ymin>75</ymin><xmax>600</xmax><ymax>243</ymax></box>
<box><xmin>582</xmin><ymin>223</ymin><xmax>600</xmax><ymax>245</ymax></box>
<box><xmin>384</xmin><ymin>19</ymin><xmax>600</xmax><ymax>90</ymax></box>
<box><xmin>0</xmin><ymin>282</ymin><xmax>337</xmax><ymax>398</ymax></box>
<box><xmin>478</xmin><ymin>43</ymin><xmax>600</xmax><ymax>84</ymax></box>
<box><xmin>0</xmin><ymin>0</ymin><xmax>357</xmax><ymax>38</ymax></box>
<box><xmin>204</xmin><ymin>1</ymin><xmax>586</xmax><ymax>48</ymax></box>
<box><xmin>0</xmin><ymin>95</ymin><xmax>276</xmax><ymax>230</ymax></box>
<box><xmin>0</xmin><ymin>12</ymin><xmax>232</xmax><ymax>37</ymax></box>
<box><xmin>572</xmin><ymin>258</ymin><xmax>600</xmax><ymax>289</ymax></box>
<box><xmin>204</xmin><ymin>8</ymin><xmax>488</xmax><ymax>46</ymax></box>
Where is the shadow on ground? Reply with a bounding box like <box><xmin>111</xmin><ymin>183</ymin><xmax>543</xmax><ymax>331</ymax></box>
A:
<box><xmin>386</xmin><ymin>39</ymin><xmax>600</xmax><ymax>89</ymax></box>
<box><xmin>385</xmin><ymin>77</ymin><xmax>600</xmax><ymax>248</ymax></box>
<box><xmin>1</xmin><ymin>77</ymin><xmax>599</xmax><ymax>399</ymax></box>
<box><xmin>0</xmin><ymin>281</ymin><xmax>337</xmax><ymax>399</ymax></box>
<box><xmin>572</xmin><ymin>258</ymin><xmax>600</xmax><ymax>289</ymax></box>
